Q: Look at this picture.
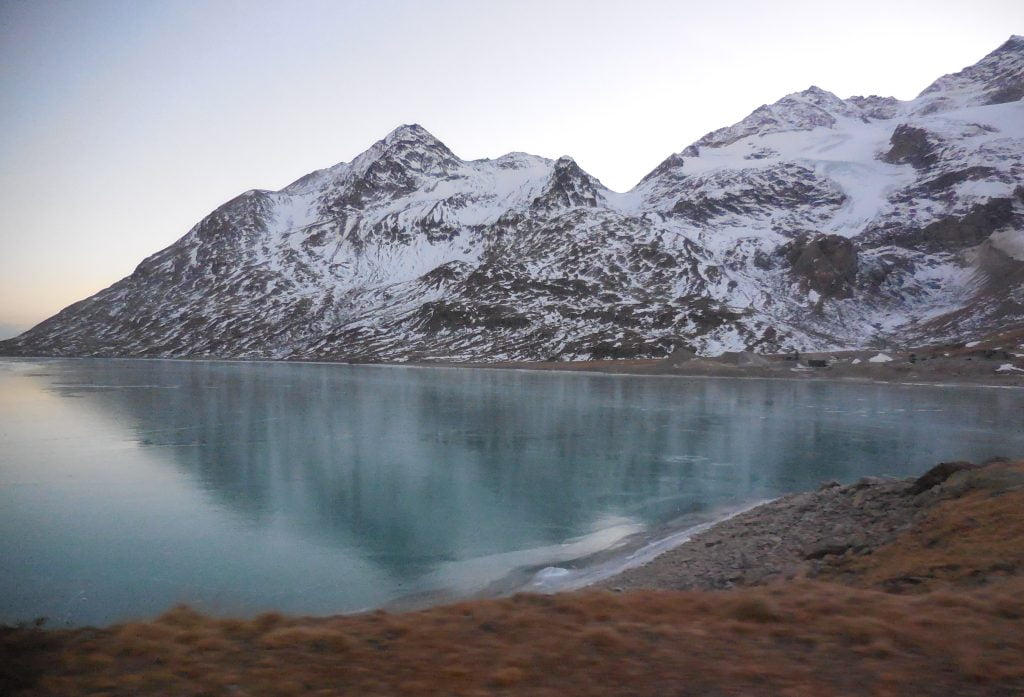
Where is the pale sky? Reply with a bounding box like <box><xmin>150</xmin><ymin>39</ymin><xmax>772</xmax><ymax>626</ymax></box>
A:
<box><xmin>1</xmin><ymin>0</ymin><xmax>1022</xmax><ymax>336</ymax></box>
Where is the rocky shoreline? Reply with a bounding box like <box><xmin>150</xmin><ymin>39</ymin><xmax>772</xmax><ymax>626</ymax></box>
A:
<box><xmin>595</xmin><ymin>459</ymin><xmax>1018</xmax><ymax>593</ymax></box>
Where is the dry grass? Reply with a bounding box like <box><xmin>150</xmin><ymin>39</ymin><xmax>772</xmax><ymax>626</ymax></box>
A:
<box><xmin>4</xmin><ymin>579</ymin><xmax>1023</xmax><ymax>696</ymax></box>
<box><xmin>820</xmin><ymin>461</ymin><xmax>1024</xmax><ymax>593</ymax></box>
<box><xmin>4</xmin><ymin>462</ymin><xmax>1024</xmax><ymax>696</ymax></box>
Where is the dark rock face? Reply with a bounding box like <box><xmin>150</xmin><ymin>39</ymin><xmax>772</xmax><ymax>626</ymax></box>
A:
<box><xmin>919</xmin><ymin>198</ymin><xmax>1016</xmax><ymax>252</ymax></box>
<box><xmin>638</xmin><ymin>153</ymin><xmax>686</xmax><ymax>185</ymax></box>
<box><xmin>981</xmin><ymin>36</ymin><xmax>1024</xmax><ymax>103</ymax></box>
<box><xmin>780</xmin><ymin>234</ymin><xmax>859</xmax><ymax>298</ymax></box>
<box><xmin>846</xmin><ymin>94</ymin><xmax>901</xmax><ymax>119</ymax></box>
<box><xmin>667</xmin><ymin>164</ymin><xmax>845</xmax><ymax>224</ymax></box>
<box><xmin>414</xmin><ymin>301</ymin><xmax>530</xmax><ymax>332</ymax></box>
<box><xmin>917</xmin><ymin>167</ymin><xmax>999</xmax><ymax>196</ymax></box>
<box><xmin>885</xmin><ymin>198</ymin><xmax>1016</xmax><ymax>253</ymax></box>
<box><xmin>987</xmin><ymin>82</ymin><xmax>1024</xmax><ymax>105</ymax></box>
<box><xmin>531</xmin><ymin>157</ymin><xmax>605</xmax><ymax>212</ymax></box>
<box><xmin>882</xmin><ymin>125</ymin><xmax>939</xmax><ymax>169</ymax></box>
<box><xmin>860</xmin><ymin>252</ymin><xmax>917</xmax><ymax>293</ymax></box>
<box><xmin>917</xmin><ymin>35</ymin><xmax>1024</xmax><ymax>110</ymax></box>
<box><xmin>579</xmin><ymin>333</ymin><xmax>673</xmax><ymax>360</ymax></box>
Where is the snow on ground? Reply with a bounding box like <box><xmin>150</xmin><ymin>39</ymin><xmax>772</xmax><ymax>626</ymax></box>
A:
<box><xmin>919</xmin><ymin>100</ymin><xmax>1024</xmax><ymax>141</ymax></box>
<box><xmin>991</xmin><ymin>228</ymin><xmax>1024</xmax><ymax>261</ymax></box>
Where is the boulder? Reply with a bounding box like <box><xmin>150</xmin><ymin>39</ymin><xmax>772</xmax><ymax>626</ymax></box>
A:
<box><xmin>881</xmin><ymin>124</ymin><xmax>939</xmax><ymax>169</ymax></box>
<box><xmin>906</xmin><ymin>461</ymin><xmax>979</xmax><ymax>496</ymax></box>
<box><xmin>779</xmin><ymin>234</ymin><xmax>859</xmax><ymax>299</ymax></box>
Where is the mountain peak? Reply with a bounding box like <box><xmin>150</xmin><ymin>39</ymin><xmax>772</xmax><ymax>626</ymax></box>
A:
<box><xmin>691</xmin><ymin>85</ymin><xmax>851</xmax><ymax>150</ymax></box>
<box><xmin>798</xmin><ymin>85</ymin><xmax>834</xmax><ymax>97</ymax></box>
<box><xmin>382</xmin><ymin>123</ymin><xmax>439</xmax><ymax>146</ymax></box>
<box><xmin>996</xmin><ymin>34</ymin><xmax>1024</xmax><ymax>52</ymax></box>
<box><xmin>531</xmin><ymin>156</ymin><xmax>606</xmax><ymax>211</ymax></box>
<box><xmin>789</xmin><ymin>86</ymin><xmax>849</xmax><ymax>109</ymax></box>
<box><xmin>913</xmin><ymin>35</ymin><xmax>1024</xmax><ymax>113</ymax></box>
<box><xmin>281</xmin><ymin>128</ymin><xmax>443</xmax><ymax>194</ymax></box>
<box><xmin>377</xmin><ymin>124</ymin><xmax>456</xmax><ymax>158</ymax></box>
<box><xmin>366</xmin><ymin>122</ymin><xmax>458</xmax><ymax>167</ymax></box>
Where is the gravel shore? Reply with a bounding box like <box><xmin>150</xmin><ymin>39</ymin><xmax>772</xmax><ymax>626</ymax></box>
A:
<box><xmin>594</xmin><ymin>460</ymin><xmax>1002</xmax><ymax>593</ymax></box>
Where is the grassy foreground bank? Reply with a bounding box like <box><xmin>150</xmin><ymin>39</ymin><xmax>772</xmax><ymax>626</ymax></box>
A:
<box><xmin>4</xmin><ymin>461</ymin><xmax>1024</xmax><ymax>696</ymax></box>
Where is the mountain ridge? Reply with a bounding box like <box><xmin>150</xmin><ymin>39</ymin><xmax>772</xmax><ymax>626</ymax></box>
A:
<box><xmin>3</xmin><ymin>36</ymin><xmax>1023</xmax><ymax>361</ymax></box>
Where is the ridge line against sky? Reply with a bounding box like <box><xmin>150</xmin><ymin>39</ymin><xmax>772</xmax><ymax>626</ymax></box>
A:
<box><xmin>1</xmin><ymin>0</ymin><xmax>1022</xmax><ymax>335</ymax></box>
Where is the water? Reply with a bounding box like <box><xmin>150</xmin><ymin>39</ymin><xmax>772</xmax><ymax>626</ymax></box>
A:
<box><xmin>1</xmin><ymin>358</ymin><xmax>1022</xmax><ymax>626</ymax></box>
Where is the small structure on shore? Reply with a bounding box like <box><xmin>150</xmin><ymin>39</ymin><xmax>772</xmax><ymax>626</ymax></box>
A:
<box><xmin>664</xmin><ymin>345</ymin><xmax>697</xmax><ymax>367</ymax></box>
<box><xmin>712</xmin><ymin>351</ymin><xmax>770</xmax><ymax>367</ymax></box>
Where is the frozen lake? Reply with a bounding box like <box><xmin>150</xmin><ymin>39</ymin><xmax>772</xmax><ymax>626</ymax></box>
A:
<box><xmin>2</xmin><ymin>357</ymin><xmax>1022</xmax><ymax>626</ymax></box>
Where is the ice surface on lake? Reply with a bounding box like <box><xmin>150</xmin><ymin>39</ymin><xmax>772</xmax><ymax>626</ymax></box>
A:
<box><xmin>2</xmin><ymin>358</ymin><xmax>1023</xmax><ymax>626</ymax></box>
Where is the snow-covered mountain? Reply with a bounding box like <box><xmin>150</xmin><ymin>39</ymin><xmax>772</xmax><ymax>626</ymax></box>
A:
<box><xmin>3</xmin><ymin>37</ymin><xmax>1023</xmax><ymax>361</ymax></box>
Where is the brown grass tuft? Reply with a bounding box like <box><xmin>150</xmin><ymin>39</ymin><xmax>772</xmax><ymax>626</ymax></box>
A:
<box><xmin>155</xmin><ymin>604</ymin><xmax>205</xmax><ymax>628</ymax></box>
<box><xmin>257</xmin><ymin>625</ymin><xmax>352</xmax><ymax>653</ymax></box>
<box><xmin>729</xmin><ymin>597</ymin><xmax>783</xmax><ymax>623</ymax></box>
<box><xmin>578</xmin><ymin>625</ymin><xmax>629</xmax><ymax>651</ymax></box>
<box><xmin>489</xmin><ymin>666</ymin><xmax>527</xmax><ymax>687</ymax></box>
<box><xmin>251</xmin><ymin>611</ymin><xmax>286</xmax><ymax>633</ymax></box>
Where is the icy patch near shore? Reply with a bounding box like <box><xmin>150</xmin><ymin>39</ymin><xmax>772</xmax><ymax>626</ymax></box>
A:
<box><xmin>416</xmin><ymin>516</ymin><xmax>644</xmax><ymax>598</ymax></box>
<box><xmin>526</xmin><ymin>499</ymin><xmax>770</xmax><ymax>593</ymax></box>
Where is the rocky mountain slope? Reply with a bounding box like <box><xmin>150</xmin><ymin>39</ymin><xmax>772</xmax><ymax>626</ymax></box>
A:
<box><xmin>3</xmin><ymin>37</ymin><xmax>1023</xmax><ymax>361</ymax></box>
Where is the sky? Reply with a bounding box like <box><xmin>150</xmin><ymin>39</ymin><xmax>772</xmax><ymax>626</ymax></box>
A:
<box><xmin>1</xmin><ymin>0</ymin><xmax>1022</xmax><ymax>337</ymax></box>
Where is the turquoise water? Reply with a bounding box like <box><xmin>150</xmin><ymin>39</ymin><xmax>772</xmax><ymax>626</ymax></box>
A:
<box><xmin>1</xmin><ymin>358</ymin><xmax>1022</xmax><ymax>626</ymax></box>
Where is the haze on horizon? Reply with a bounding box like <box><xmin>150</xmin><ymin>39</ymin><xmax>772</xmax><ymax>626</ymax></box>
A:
<box><xmin>1</xmin><ymin>0</ymin><xmax>1022</xmax><ymax>337</ymax></box>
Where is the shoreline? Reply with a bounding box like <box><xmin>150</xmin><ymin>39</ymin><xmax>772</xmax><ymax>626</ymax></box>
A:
<box><xmin>4</xmin><ymin>352</ymin><xmax>1023</xmax><ymax>389</ymax></box>
<box><xmin>415</xmin><ymin>457</ymin><xmax>1022</xmax><ymax>602</ymax></box>
<box><xmin>417</xmin><ymin>359</ymin><xmax>1024</xmax><ymax>389</ymax></box>
<box><xmin>521</xmin><ymin>498</ymin><xmax>772</xmax><ymax>594</ymax></box>
<box><xmin>594</xmin><ymin>458</ymin><xmax>1023</xmax><ymax>594</ymax></box>
<box><xmin>414</xmin><ymin>347</ymin><xmax>1024</xmax><ymax>388</ymax></box>
<box><xmin>372</xmin><ymin>499</ymin><xmax>770</xmax><ymax>615</ymax></box>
